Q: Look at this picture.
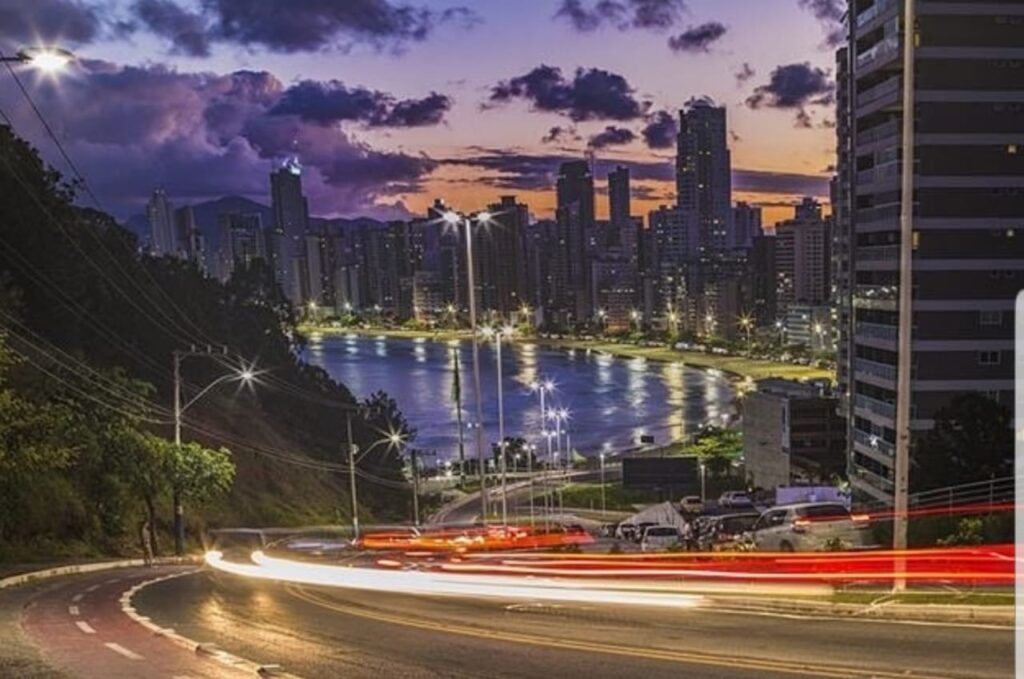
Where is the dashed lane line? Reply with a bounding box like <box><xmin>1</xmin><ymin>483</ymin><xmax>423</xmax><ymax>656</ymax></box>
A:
<box><xmin>75</xmin><ymin>621</ymin><xmax>96</xmax><ymax>634</ymax></box>
<box><xmin>68</xmin><ymin>605</ymin><xmax>80</xmax><ymax>616</ymax></box>
<box><xmin>71</xmin><ymin>594</ymin><xmax>83</xmax><ymax>603</ymax></box>
<box><xmin>104</xmin><ymin>642</ymin><xmax>144</xmax><ymax>660</ymax></box>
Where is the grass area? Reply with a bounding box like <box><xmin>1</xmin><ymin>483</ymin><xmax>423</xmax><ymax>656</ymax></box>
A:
<box><xmin>830</xmin><ymin>590</ymin><xmax>1014</xmax><ymax>607</ymax></box>
<box><xmin>549</xmin><ymin>339</ymin><xmax>835</xmax><ymax>382</ymax></box>
<box><xmin>557</xmin><ymin>482</ymin><xmax>661</xmax><ymax>512</ymax></box>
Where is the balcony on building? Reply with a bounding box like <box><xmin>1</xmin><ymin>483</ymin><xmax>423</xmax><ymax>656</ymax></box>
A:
<box><xmin>854</xmin><ymin>0</ymin><xmax>900</xmax><ymax>39</ymax></box>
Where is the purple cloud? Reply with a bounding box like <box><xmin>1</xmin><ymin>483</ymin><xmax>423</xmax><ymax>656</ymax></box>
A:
<box><xmin>746</xmin><ymin>62</ymin><xmax>835</xmax><ymax>128</ymax></box>
<box><xmin>1</xmin><ymin>60</ymin><xmax>437</xmax><ymax>219</ymax></box>
<box><xmin>489</xmin><ymin>65</ymin><xmax>647</xmax><ymax>122</ymax></box>
<box><xmin>555</xmin><ymin>0</ymin><xmax>686</xmax><ymax>32</ymax></box>
<box><xmin>269</xmin><ymin>80</ymin><xmax>451</xmax><ymax>127</ymax></box>
<box><xmin>640</xmin><ymin>110</ymin><xmax>678</xmax><ymax>149</ymax></box>
<box><xmin>588</xmin><ymin>125</ymin><xmax>636</xmax><ymax>149</ymax></box>
<box><xmin>668</xmin><ymin>22</ymin><xmax>727</xmax><ymax>53</ymax></box>
<box><xmin>132</xmin><ymin>0</ymin><xmax>211</xmax><ymax>57</ymax></box>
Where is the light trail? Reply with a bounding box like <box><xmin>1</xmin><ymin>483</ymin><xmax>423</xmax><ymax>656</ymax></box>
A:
<box><xmin>204</xmin><ymin>551</ymin><xmax>707</xmax><ymax>609</ymax></box>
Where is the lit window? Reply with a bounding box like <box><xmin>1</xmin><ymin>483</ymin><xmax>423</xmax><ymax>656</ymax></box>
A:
<box><xmin>1009</xmin><ymin>145</ymin><xmax>1019</xmax><ymax>155</ymax></box>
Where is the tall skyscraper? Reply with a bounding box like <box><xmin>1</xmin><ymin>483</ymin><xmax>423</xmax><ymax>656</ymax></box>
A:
<box><xmin>270</xmin><ymin>159</ymin><xmax>309</xmax><ymax>304</ymax></box>
<box><xmin>147</xmin><ymin>189</ymin><xmax>176</xmax><ymax>257</ymax></box>
<box><xmin>838</xmin><ymin>0</ymin><xmax>1022</xmax><ymax>503</ymax></box>
<box><xmin>732</xmin><ymin>202</ymin><xmax>763</xmax><ymax>250</ymax></box>
<box><xmin>556</xmin><ymin>160</ymin><xmax>596</xmax><ymax>322</ymax></box>
<box><xmin>676</xmin><ymin>101</ymin><xmax>733</xmax><ymax>257</ymax></box>
<box><xmin>477</xmin><ymin>196</ymin><xmax>529</xmax><ymax>315</ymax></box>
<box><xmin>607</xmin><ymin>165</ymin><xmax>631</xmax><ymax>249</ymax></box>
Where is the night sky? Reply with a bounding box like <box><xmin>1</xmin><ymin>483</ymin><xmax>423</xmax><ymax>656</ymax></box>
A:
<box><xmin>0</xmin><ymin>0</ymin><xmax>842</xmax><ymax>225</ymax></box>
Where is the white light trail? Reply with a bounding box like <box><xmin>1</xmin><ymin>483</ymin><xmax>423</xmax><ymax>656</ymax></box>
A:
<box><xmin>205</xmin><ymin>551</ymin><xmax>704</xmax><ymax>610</ymax></box>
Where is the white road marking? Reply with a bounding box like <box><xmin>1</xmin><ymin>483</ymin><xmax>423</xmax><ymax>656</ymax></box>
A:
<box><xmin>85</xmin><ymin>585</ymin><xmax>99</xmax><ymax>593</ymax></box>
<box><xmin>71</xmin><ymin>594</ymin><xmax>83</xmax><ymax>603</ymax></box>
<box><xmin>75</xmin><ymin>621</ymin><xmax>96</xmax><ymax>634</ymax></box>
<box><xmin>104</xmin><ymin>578</ymin><xmax>120</xmax><ymax>586</ymax></box>
<box><xmin>104</xmin><ymin>643</ymin><xmax>143</xmax><ymax>660</ymax></box>
<box><xmin>68</xmin><ymin>605</ymin><xmax>80</xmax><ymax>616</ymax></box>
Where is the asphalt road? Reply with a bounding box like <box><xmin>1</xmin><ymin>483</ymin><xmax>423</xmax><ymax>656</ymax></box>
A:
<box><xmin>130</xmin><ymin>568</ymin><xmax>1012</xmax><ymax>679</ymax></box>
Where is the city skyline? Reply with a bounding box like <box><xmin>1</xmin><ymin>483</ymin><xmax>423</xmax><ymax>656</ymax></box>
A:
<box><xmin>0</xmin><ymin>0</ymin><xmax>841</xmax><ymax>225</ymax></box>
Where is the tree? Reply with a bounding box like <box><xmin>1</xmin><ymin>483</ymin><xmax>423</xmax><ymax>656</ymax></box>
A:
<box><xmin>912</xmin><ymin>393</ymin><xmax>1012</xmax><ymax>492</ymax></box>
<box><xmin>118</xmin><ymin>432</ymin><xmax>169</xmax><ymax>555</ymax></box>
<box><xmin>689</xmin><ymin>427</ymin><xmax>742</xmax><ymax>478</ymax></box>
<box><xmin>162</xmin><ymin>440</ymin><xmax>235</xmax><ymax>552</ymax></box>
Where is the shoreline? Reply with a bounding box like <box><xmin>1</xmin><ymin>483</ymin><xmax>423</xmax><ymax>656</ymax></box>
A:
<box><xmin>300</xmin><ymin>325</ymin><xmax>835</xmax><ymax>384</ymax></box>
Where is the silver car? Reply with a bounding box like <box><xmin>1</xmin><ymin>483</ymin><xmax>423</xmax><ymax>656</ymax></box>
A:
<box><xmin>750</xmin><ymin>503</ymin><xmax>875</xmax><ymax>552</ymax></box>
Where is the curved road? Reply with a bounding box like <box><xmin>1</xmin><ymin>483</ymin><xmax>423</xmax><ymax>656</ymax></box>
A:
<box><xmin>6</xmin><ymin>565</ymin><xmax>1014</xmax><ymax>678</ymax></box>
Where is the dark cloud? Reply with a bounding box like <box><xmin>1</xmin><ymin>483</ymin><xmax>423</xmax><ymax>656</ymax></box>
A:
<box><xmin>0</xmin><ymin>0</ymin><xmax>104</xmax><ymax>45</ymax></box>
<box><xmin>746</xmin><ymin>62</ymin><xmax>835</xmax><ymax>127</ymax></box>
<box><xmin>541</xmin><ymin>125</ymin><xmax>580</xmax><ymax>144</ymax></box>
<box><xmin>445</xmin><ymin>149</ymin><xmax>830</xmax><ymax>199</ymax></box>
<box><xmin>798</xmin><ymin>0</ymin><xmax>846</xmax><ymax>48</ymax></box>
<box><xmin>667</xmin><ymin>22</ymin><xmax>727</xmax><ymax>53</ymax></box>
<box><xmin>794</xmin><ymin>109</ymin><xmax>813</xmax><ymax>129</ymax></box>
<box><xmin>735</xmin><ymin>62</ymin><xmax>755</xmax><ymax>84</ymax></box>
<box><xmin>132</xmin><ymin>0</ymin><xmax>211</xmax><ymax>57</ymax></box>
<box><xmin>201</xmin><ymin>0</ymin><xmax>477</xmax><ymax>53</ymax></box>
<box><xmin>554</xmin><ymin>0</ymin><xmax>686</xmax><ymax>32</ymax></box>
<box><xmin>269</xmin><ymin>80</ymin><xmax>451</xmax><ymax>127</ymax></box>
<box><xmin>489</xmin><ymin>65</ymin><xmax>646</xmax><ymax>122</ymax></box>
<box><xmin>0</xmin><ymin>60</ymin><xmax>436</xmax><ymax>218</ymax></box>
<box><xmin>733</xmin><ymin>169</ymin><xmax>830</xmax><ymax>197</ymax></box>
<box><xmin>641</xmin><ymin>110</ymin><xmax>677</xmax><ymax>149</ymax></box>
<box><xmin>588</xmin><ymin>125</ymin><xmax>636</xmax><ymax>149</ymax></box>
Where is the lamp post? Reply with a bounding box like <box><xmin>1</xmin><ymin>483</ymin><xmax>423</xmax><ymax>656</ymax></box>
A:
<box><xmin>596</xmin><ymin>308</ymin><xmax>607</xmax><ymax>335</ymax></box>
<box><xmin>442</xmin><ymin>209</ymin><xmax>494</xmax><ymax>522</ymax></box>
<box><xmin>531</xmin><ymin>379</ymin><xmax>554</xmax><ymax>524</ymax></box>
<box><xmin>599</xmin><ymin>450</ymin><xmax>607</xmax><ymax>514</ymax></box>
<box><xmin>172</xmin><ymin>347</ymin><xmax>255</xmax><ymax>555</ymax></box>
<box><xmin>630</xmin><ymin>309</ymin><xmax>641</xmax><ymax>334</ymax></box>
<box><xmin>483</xmin><ymin>323</ymin><xmax>515</xmax><ymax>525</ymax></box>
<box><xmin>699</xmin><ymin>461</ymin><xmax>707</xmax><ymax>505</ymax></box>
<box><xmin>738</xmin><ymin>314</ymin><xmax>753</xmax><ymax>353</ymax></box>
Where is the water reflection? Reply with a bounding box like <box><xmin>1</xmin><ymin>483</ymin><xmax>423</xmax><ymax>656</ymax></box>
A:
<box><xmin>303</xmin><ymin>336</ymin><xmax>735</xmax><ymax>464</ymax></box>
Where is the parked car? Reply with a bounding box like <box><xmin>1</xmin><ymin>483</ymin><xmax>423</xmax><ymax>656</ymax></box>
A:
<box><xmin>718</xmin><ymin>491</ymin><xmax>755</xmax><ymax>509</ymax></box>
<box><xmin>616</xmin><ymin>522</ymin><xmax>637</xmax><ymax>541</ymax></box>
<box><xmin>697</xmin><ymin>512</ymin><xmax>759</xmax><ymax>551</ymax></box>
<box><xmin>634</xmin><ymin>521</ymin><xmax>659</xmax><ymax>543</ymax></box>
<box><xmin>749</xmin><ymin>503</ymin><xmax>875</xmax><ymax>552</ymax></box>
<box><xmin>679</xmin><ymin>496</ymin><xmax>704</xmax><ymax>514</ymax></box>
<box><xmin>640</xmin><ymin>526</ymin><xmax>682</xmax><ymax>552</ymax></box>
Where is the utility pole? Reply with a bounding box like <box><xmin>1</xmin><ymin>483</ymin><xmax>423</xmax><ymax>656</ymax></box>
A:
<box><xmin>345</xmin><ymin>410</ymin><xmax>359</xmax><ymax>539</ymax></box>
<box><xmin>600</xmin><ymin>452</ymin><xmax>606</xmax><ymax>514</ymax></box>
<box><xmin>411</xmin><ymin>449</ymin><xmax>420</xmax><ymax>527</ymax></box>
<box><xmin>893</xmin><ymin>0</ymin><xmax>917</xmax><ymax>593</ymax></box>
<box><xmin>451</xmin><ymin>345</ymin><xmax>467</xmax><ymax>486</ymax></box>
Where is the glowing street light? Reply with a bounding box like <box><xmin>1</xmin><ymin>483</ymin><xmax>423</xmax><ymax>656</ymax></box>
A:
<box><xmin>172</xmin><ymin>348</ymin><xmax>260</xmax><ymax>555</ymax></box>
<box><xmin>738</xmin><ymin>313</ymin><xmax>754</xmax><ymax>351</ymax></box>
<box><xmin>3</xmin><ymin>46</ymin><xmax>75</xmax><ymax>73</ymax></box>
<box><xmin>484</xmin><ymin>323</ymin><xmax>516</xmax><ymax>524</ymax></box>
<box><xmin>440</xmin><ymin>206</ymin><xmax>495</xmax><ymax>521</ymax></box>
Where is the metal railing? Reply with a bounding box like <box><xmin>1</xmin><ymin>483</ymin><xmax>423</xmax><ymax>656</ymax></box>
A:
<box><xmin>854</xmin><ymin>393</ymin><xmax>896</xmax><ymax>418</ymax></box>
<box><xmin>858</xmin><ymin>119</ymin><xmax>900</xmax><ymax>146</ymax></box>
<box><xmin>854</xmin><ymin>284</ymin><xmax>899</xmax><ymax>302</ymax></box>
<box><xmin>856</xmin><ymin>0</ymin><xmax>898</xmax><ymax>28</ymax></box>
<box><xmin>857</xmin><ymin>76</ymin><xmax>900</xmax><ymax>109</ymax></box>
<box><xmin>854</xmin><ymin>357</ymin><xmax>897</xmax><ymax>382</ymax></box>
<box><xmin>853</xmin><ymin>429</ymin><xmax>895</xmax><ymax>456</ymax></box>
<box><xmin>855</xmin><ymin>244</ymin><xmax>899</xmax><ymax>262</ymax></box>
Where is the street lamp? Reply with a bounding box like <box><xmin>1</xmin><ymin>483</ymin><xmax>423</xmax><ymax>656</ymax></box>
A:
<box><xmin>667</xmin><ymin>310</ymin><xmax>679</xmax><ymax>336</ymax></box>
<box><xmin>530</xmin><ymin>379</ymin><xmax>554</xmax><ymax>525</ymax></box>
<box><xmin>442</xmin><ymin>208</ymin><xmax>494</xmax><ymax>522</ymax></box>
<box><xmin>596</xmin><ymin>308</ymin><xmax>607</xmax><ymax>335</ymax></box>
<box><xmin>482</xmin><ymin>323</ymin><xmax>515</xmax><ymax>525</ymax></box>
<box><xmin>738</xmin><ymin>314</ymin><xmax>754</xmax><ymax>352</ymax></box>
<box><xmin>172</xmin><ymin>348</ymin><xmax>257</xmax><ymax>555</ymax></box>
<box><xmin>629</xmin><ymin>309</ymin><xmax>641</xmax><ymax>334</ymax></box>
<box><xmin>699</xmin><ymin>461</ymin><xmax>707</xmax><ymax>505</ymax></box>
<box><xmin>2</xmin><ymin>46</ymin><xmax>75</xmax><ymax>72</ymax></box>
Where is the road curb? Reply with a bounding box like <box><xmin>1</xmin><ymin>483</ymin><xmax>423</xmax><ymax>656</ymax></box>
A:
<box><xmin>120</xmin><ymin>570</ymin><xmax>305</xmax><ymax>678</ymax></box>
<box><xmin>707</xmin><ymin>595</ymin><xmax>1014</xmax><ymax>626</ymax></box>
<box><xmin>0</xmin><ymin>557</ymin><xmax>199</xmax><ymax>591</ymax></box>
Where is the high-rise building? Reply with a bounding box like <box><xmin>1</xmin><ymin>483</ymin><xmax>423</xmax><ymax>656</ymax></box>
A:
<box><xmin>556</xmin><ymin>160</ymin><xmax>596</xmax><ymax>322</ymax></box>
<box><xmin>608</xmin><ymin>165</ymin><xmax>631</xmax><ymax>248</ymax></box>
<box><xmin>215</xmin><ymin>212</ymin><xmax>264</xmax><ymax>282</ymax></box>
<box><xmin>173</xmin><ymin>205</ymin><xmax>202</xmax><ymax>266</ymax></box>
<box><xmin>732</xmin><ymin>202</ymin><xmax>763</xmax><ymax>250</ymax></box>
<box><xmin>676</xmin><ymin>101</ymin><xmax>733</xmax><ymax>257</ymax></box>
<box><xmin>476</xmin><ymin>196</ymin><xmax>528</xmax><ymax>315</ymax></box>
<box><xmin>749</xmin><ymin>234</ymin><xmax>778</xmax><ymax>327</ymax></box>
<box><xmin>775</xmin><ymin>198</ymin><xmax>831</xmax><ymax>311</ymax></box>
<box><xmin>270</xmin><ymin>159</ymin><xmax>309</xmax><ymax>304</ymax></box>
<box><xmin>147</xmin><ymin>189</ymin><xmax>176</xmax><ymax>257</ymax></box>
<box><xmin>648</xmin><ymin>205</ymin><xmax>695</xmax><ymax>326</ymax></box>
<box><xmin>838</xmin><ymin>0</ymin><xmax>1022</xmax><ymax>502</ymax></box>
